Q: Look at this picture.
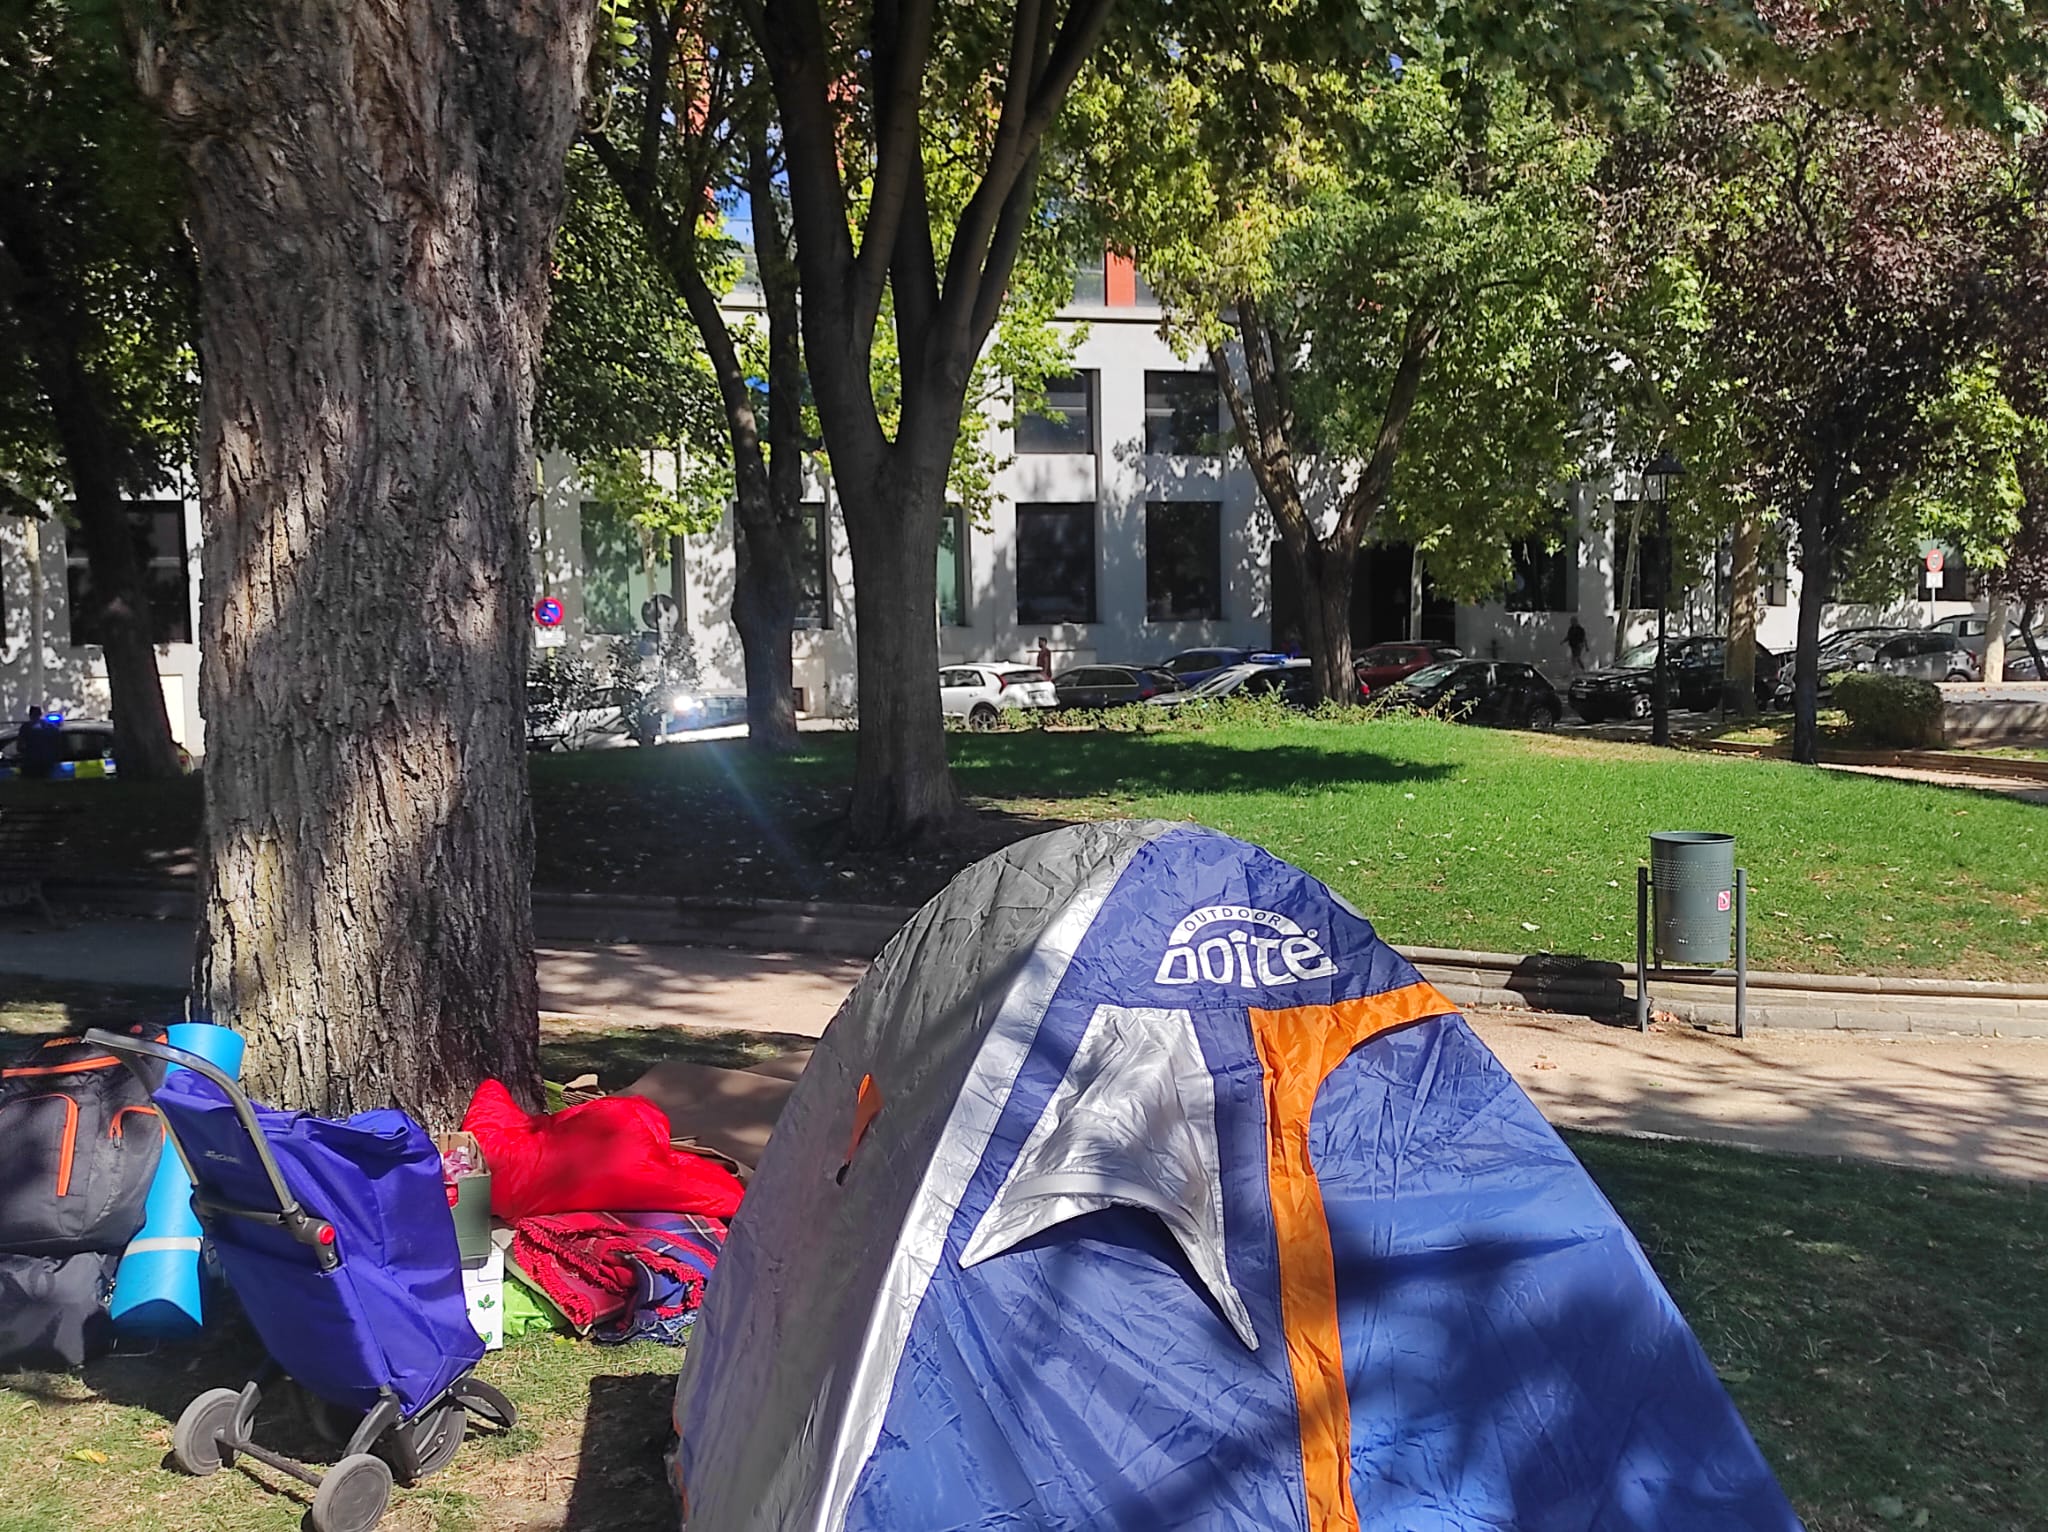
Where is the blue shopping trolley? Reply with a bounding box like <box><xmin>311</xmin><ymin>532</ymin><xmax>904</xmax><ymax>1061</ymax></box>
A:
<box><xmin>87</xmin><ymin>1030</ymin><xmax>516</xmax><ymax>1532</ymax></box>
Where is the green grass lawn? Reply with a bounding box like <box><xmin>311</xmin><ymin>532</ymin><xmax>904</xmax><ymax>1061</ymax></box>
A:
<box><xmin>10</xmin><ymin>714</ymin><xmax>2045</xmax><ymax>977</ymax></box>
<box><xmin>1</xmin><ymin>1127</ymin><xmax>2037</xmax><ymax>1530</ymax></box>
<box><xmin>531</xmin><ymin>716</ymin><xmax>2047</xmax><ymax>979</ymax></box>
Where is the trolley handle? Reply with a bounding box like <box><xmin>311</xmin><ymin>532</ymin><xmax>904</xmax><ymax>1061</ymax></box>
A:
<box><xmin>83</xmin><ymin>1028</ymin><xmax>340</xmax><ymax>1271</ymax></box>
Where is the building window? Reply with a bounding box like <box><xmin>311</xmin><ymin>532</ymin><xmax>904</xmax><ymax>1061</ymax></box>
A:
<box><xmin>1504</xmin><ymin>515</ymin><xmax>1572</xmax><ymax>612</ymax></box>
<box><xmin>1016</xmin><ymin>502</ymin><xmax>1096</xmax><ymax>624</ymax></box>
<box><xmin>1146</xmin><ymin>501</ymin><xmax>1222</xmax><ymax>621</ymax></box>
<box><xmin>1134</xmin><ymin>268</ymin><xmax>1159</xmax><ymax>307</ymax></box>
<box><xmin>1611</xmin><ymin>506</ymin><xmax>1670</xmax><ymax>611</ymax></box>
<box><xmin>937</xmin><ymin>506</ymin><xmax>968</xmax><ymax>627</ymax></box>
<box><xmin>1070</xmin><ymin>253</ymin><xmax>1105</xmax><ymax>306</ymax></box>
<box><xmin>1015</xmin><ymin>371</ymin><xmax>1096</xmax><ymax>454</ymax></box>
<box><xmin>65</xmin><ymin>500</ymin><xmax>191</xmax><ymax>646</ymax></box>
<box><xmin>579</xmin><ymin>499</ymin><xmax>676</xmax><ymax>636</ymax></box>
<box><xmin>795</xmin><ymin>502</ymin><xmax>830</xmax><ymax>629</ymax></box>
<box><xmin>1145</xmin><ymin>371</ymin><xmax>1221</xmax><ymax>456</ymax></box>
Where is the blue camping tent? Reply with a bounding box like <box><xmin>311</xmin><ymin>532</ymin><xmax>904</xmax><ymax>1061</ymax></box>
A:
<box><xmin>672</xmin><ymin>821</ymin><xmax>1803</xmax><ymax>1532</ymax></box>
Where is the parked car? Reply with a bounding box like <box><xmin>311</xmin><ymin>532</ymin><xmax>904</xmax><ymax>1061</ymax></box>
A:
<box><xmin>1384</xmin><ymin>660</ymin><xmax>1564</xmax><ymax>728</ymax></box>
<box><xmin>1862</xmin><ymin>630</ymin><xmax>1981</xmax><ymax>682</ymax></box>
<box><xmin>1769</xmin><ymin>627</ymin><xmax>1907</xmax><ymax>705</ymax></box>
<box><xmin>1051</xmin><ymin>665</ymin><xmax>1182</xmax><ymax>709</ymax></box>
<box><xmin>939</xmin><ymin>664</ymin><xmax>1058</xmax><ymax>728</ymax></box>
<box><xmin>0</xmin><ymin>716</ymin><xmax>121</xmax><ymax>778</ymax></box>
<box><xmin>1156</xmin><ymin>647</ymin><xmax>1253</xmax><ymax>687</ymax></box>
<box><xmin>1354</xmin><ymin>641</ymin><xmax>1463</xmax><ymax>699</ymax></box>
<box><xmin>1147</xmin><ymin>658</ymin><xmax>1317</xmax><ymax>709</ymax></box>
<box><xmin>1571</xmin><ymin>637</ymin><xmax>1778</xmax><ymax>721</ymax></box>
<box><xmin>1666</xmin><ymin>636</ymin><xmax>1784</xmax><ymax>710</ymax></box>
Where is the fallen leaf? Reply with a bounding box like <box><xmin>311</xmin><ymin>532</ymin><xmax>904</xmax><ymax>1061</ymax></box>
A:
<box><xmin>72</xmin><ymin>1449</ymin><xmax>108</xmax><ymax>1465</ymax></box>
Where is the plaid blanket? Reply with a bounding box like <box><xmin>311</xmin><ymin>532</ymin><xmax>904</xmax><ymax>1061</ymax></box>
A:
<box><xmin>511</xmin><ymin>1210</ymin><xmax>726</xmax><ymax>1346</ymax></box>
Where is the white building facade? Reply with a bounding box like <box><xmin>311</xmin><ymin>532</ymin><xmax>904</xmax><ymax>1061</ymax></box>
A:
<box><xmin>1</xmin><ymin>253</ymin><xmax>1989</xmax><ymax>745</ymax></box>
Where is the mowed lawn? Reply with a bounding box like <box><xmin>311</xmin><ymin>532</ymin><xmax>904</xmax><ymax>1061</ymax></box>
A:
<box><xmin>9</xmin><ymin>714</ymin><xmax>2044</xmax><ymax>978</ymax></box>
<box><xmin>530</xmin><ymin>716</ymin><xmax>2047</xmax><ymax>979</ymax></box>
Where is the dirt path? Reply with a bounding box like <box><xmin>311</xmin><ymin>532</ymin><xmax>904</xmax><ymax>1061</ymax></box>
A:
<box><xmin>544</xmin><ymin>948</ymin><xmax>2048</xmax><ymax>1184</ymax></box>
<box><xmin>1468</xmin><ymin>1010</ymin><xmax>2048</xmax><ymax>1183</ymax></box>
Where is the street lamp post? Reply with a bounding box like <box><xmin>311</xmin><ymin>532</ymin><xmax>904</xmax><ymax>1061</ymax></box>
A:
<box><xmin>1642</xmin><ymin>449</ymin><xmax>1684</xmax><ymax>748</ymax></box>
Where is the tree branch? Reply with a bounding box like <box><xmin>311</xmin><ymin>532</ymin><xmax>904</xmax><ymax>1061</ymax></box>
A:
<box><xmin>854</xmin><ymin>0</ymin><xmax>939</xmax><ymax>332</ymax></box>
<box><xmin>1336</xmin><ymin>307</ymin><xmax>1440</xmax><ymax>549</ymax></box>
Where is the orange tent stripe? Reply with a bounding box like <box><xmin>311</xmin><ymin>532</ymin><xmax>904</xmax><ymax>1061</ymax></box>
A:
<box><xmin>1248</xmin><ymin>981</ymin><xmax>1455</xmax><ymax>1532</ymax></box>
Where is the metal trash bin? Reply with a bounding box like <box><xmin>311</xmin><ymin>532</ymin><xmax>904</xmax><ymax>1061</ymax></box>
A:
<box><xmin>1650</xmin><ymin>831</ymin><xmax>1735</xmax><ymax>965</ymax></box>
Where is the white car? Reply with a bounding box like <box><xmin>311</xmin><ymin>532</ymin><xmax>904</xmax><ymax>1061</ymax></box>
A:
<box><xmin>939</xmin><ymin>664</ymin><xmax>1058</xmax><ymax>728</ymax></box>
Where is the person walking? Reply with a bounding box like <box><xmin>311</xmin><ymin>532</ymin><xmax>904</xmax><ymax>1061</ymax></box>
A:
<box><xmin>1036</xmin><ymin>637</ymin><xmax>1053</xmax><ymax>681</ymax></box>
<box><xmin>1566</xmin><ymin>617</ymin><xmax>1589</xmax><ymax>673</ymax></box>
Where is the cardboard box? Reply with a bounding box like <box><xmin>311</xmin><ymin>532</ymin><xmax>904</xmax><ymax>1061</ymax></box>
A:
<box><xmin>461</xmin><ymin>1247</ymin><xmax>505</xmax><ymax>1351</ymax></box>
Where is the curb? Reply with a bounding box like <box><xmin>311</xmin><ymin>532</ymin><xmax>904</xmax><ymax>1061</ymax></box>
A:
<box><xmin>1689</xmin><ymin>737</ymin><xmax>2048</xmax><ymax>782</ymax></box>
<box><xmin>43</xmin><ymin>880</ymin><xmax>2048</xmax><ymax>1039</ymax></box>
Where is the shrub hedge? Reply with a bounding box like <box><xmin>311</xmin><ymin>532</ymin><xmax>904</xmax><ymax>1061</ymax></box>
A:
<box><xmin>1831</xmin><ymin>670</ymin><xmax>1945</xmax><ymax>749</ymax></box>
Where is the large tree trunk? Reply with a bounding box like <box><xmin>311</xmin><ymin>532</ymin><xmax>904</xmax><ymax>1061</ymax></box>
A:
<box><xmin>1724</xmin><ymin>510</ymin><xmax>1762</xmax><ymax>716</ymax></box>
<box><xmin>840</xmin><ymin>453</ymin><xmax>957</xmax><ymax>843</ymax></box>
<box><xmin>1791</xmin><ymin>493</ymin><xmax>1832</xmax><ymax>765</ymax></box>
<box><xmin>731</xmin><ymin>475</ymin><xmax>801</xmax><ymax>747</ymax></box>
<box><xmin>1983</xmin><ymin>588</ymin><xmax>2009</xmax><ymax>684</ymax></box>
<box><xmin>0</xmin><ymin>208</ymin><xmax>182</xmax><ymax>779</ymax></box>
<box><xmin>1305</xmin><ymin>538</ymin><xmax>1358</xmax><ymax>705</ymax></box>
<box><xmin>140</xmin><ymin>0</ymin><xmax>594</xmax><ymax>1122</ymax></box>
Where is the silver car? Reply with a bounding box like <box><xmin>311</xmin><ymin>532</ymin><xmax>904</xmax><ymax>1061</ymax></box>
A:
<box><xmin>1865</xmin><ymin>631</ymin><xmax>1981</xmax><ymax>682</ymax></box>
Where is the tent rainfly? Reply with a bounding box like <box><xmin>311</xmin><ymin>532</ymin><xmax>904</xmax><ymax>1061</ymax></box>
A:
<box><xmin>670</xmin><ymin>820</ymin><xmax>1804</xmax><ymax>1532</ymax></box>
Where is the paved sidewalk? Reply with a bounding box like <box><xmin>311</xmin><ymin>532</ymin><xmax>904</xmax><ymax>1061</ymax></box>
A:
<box><xmin>0</xmin><ymin>918</ymin><xmax>866</xmax><ymax>1035</ymax></box>
<box><xmin>9</xmin><ymin>920</ymin><xmax>2046</xmax><ymax>1181</ymax></box>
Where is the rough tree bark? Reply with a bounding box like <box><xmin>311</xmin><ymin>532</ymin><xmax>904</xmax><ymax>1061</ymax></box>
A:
<box><xmin>1982</xmin><ymin>587</ymin><xmax>2009</xmax><ymax>684</ymax></box>
<box><xmin>1723</xmin><ymin>509</ymin><xmax>1762</xmax><ymax>716</ymax></box>
<box><xmin>753</xmin><ymin>0</ymin><xmax>1114</xmax><ymax>843</ymax></box>
<box><xmin>1790</xmin><ymin>484</ymin><xmax>1836</xmax><ymax>765</ymax></box>
<box><xmin>132</xmin><ymin>0</ymin><xmax>596</xmax><ymax>1122</ymax></box>
<box><xmin>1211</xmin><ymin>297</ymin><xmax>1436</xmax><ymax>704</ymax></box>
<box><xmin>0</xmin><ymin>213</ymin><xmax>182</xmax><ymax>779</ymax></box>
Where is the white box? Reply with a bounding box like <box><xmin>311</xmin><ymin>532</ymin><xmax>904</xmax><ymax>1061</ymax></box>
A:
<box><xmin>461</xmin><ymin>1247</ymin><xmax>505</xmax><ymax>1351</ymax></box>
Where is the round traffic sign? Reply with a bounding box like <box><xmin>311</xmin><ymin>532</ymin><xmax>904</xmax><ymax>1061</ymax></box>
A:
<box><xmin>533</xmin><ymin>596</ymin><xmax>564</xmax><ymax>628</ymax></box>
<box><xmin>1924</xmin><ymin>547</ymin><xmax>1945</xmax><ymax>575</ymax></box>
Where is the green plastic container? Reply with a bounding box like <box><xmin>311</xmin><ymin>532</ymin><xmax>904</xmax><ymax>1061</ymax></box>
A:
<box><xmin>1650</xmin><ymin>831</ymin><xmax>1735</xmax><ymax>965</ymax></box>
<box><xmin>448</xmin><ymin>1171</ymin><xmax>493</xmax><ymax>1265</ymax></box>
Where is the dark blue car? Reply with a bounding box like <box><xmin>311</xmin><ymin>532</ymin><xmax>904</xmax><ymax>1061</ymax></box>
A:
<box><xmin>1158</xmin><ymin>647</ymin><xmax>1291</xmax><ymax>687</ymax></box>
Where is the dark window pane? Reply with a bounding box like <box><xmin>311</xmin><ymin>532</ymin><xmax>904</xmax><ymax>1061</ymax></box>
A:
<box><xmin>1612</xmin><ymin>505</ymin><xmax>1671</xmax><ymax>610</ymax></box>
<box><xmin>1016</xmin><ymin>502</ymin><xmax>1096</xmax><ymax>623</ymax></box>
<box><xmin>1145</xmin><ymin>501</ymin><xmax>1222</xmax><ymax>622</ymax></box>
<box><xmin>795</xmin><ymin>502</ymin><xmax>830</xmax><ymax>629</ymax></box>
<box><xmin>1504</xmin><ymin>511</ymin><xmax>1572</xmax><ymax>612</ymax></box>
<box><xmin>64</xmin><ymin>500</ymin><xmax>191</xmax><ymax>647</ymax></box>
<box><xmin>937</xmin><ymin>507</ymin><xmax>968</xmax><ymax>627</ymax></box>
<box><xmin>1016</xmin><ymin>372</ymin><xmax>1096</xmax><ymax>454</ymax></box>
<box><xmin>1145</xmin><ymin>372</ymin><xmax>1219</xmax><ymax>455</ymax></box>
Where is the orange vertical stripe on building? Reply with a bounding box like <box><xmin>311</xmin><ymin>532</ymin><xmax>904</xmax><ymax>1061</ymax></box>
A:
<box><xmin>1105</xmin><ymin>252</ymin><xmax>1137</xmax><ymax>307</ymax></box>
<box><xmin>1247</xmin><ymin>981</ymin><xmax>1455</xmax><ymax>1532</ymax></box>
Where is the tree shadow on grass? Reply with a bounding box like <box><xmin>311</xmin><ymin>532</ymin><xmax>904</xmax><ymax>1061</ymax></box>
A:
<box><xmin>561</xmin><ymin>1370</ymin><xmax>679</xmax><ymax>1529</ymax></box>
<box><xmin>952</xmin><ymin>731</ymin><xmax>1457</xmax><ymax>802</ymax></box>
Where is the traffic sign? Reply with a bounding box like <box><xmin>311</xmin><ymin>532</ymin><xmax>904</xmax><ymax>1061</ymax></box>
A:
<box><xmin>1924</xmin><ymin>547</ymin><xmax>1945</xmax><ymax>575</ymax></box>
<box><xmin>533</xmin><ymin>596</ymin><xmax>564</xmax><ymax>628</ymax></box>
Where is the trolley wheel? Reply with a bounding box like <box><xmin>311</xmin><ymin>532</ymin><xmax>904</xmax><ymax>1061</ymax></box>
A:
<box><xmin>452</xmin><ymin>1376</ymin><xmax>518</xmax><ymax>1432</ymax></box>
<box><xmin>171</xmin><ymin>1387</ymin><xmax>243</xmax><ymax>1477</ymax></box>
<box><xmin>389</xmin><ymin>1401</ymin><xmax>467</xmax><ymax>1483</ymax></box>
<box><xmin>308</xmin><ymin>1453</ymin><xmax>393</xmax><ymax>1532</ymax></box>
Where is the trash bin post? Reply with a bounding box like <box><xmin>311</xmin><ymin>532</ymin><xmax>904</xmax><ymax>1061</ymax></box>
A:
<box><xmin>1734</xmin><ymin>867</ymin><xmax>1748</xmax><ymax>1040</ymax></box>
<box><xmin>1636</xmin><ymin>865</ymin><xmax>1651</xmax><ymax>1033</ymax></box>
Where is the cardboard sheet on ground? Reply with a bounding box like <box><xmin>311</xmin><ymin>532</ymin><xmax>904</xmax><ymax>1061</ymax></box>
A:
<box><xmin>624</xmin><ymin>1052</ymin><xmax>807</xmax><ymax>1175</ymax></box>
<box><xmin>668</xmin><ymin>820</ymin><xmax>1806</xmax><ymax>1531</ymax></box>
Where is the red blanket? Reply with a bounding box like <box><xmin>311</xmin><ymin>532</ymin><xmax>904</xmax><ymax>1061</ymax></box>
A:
<box><xmin>462</xmin><ymin>1079</ymin><xmax>745</xmax><ymax>1221</ymax></box>
<box><xmin>511</xmin><ymin>1211</ymin><xmax>723</xmax><ymax>1336</ymax></box>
